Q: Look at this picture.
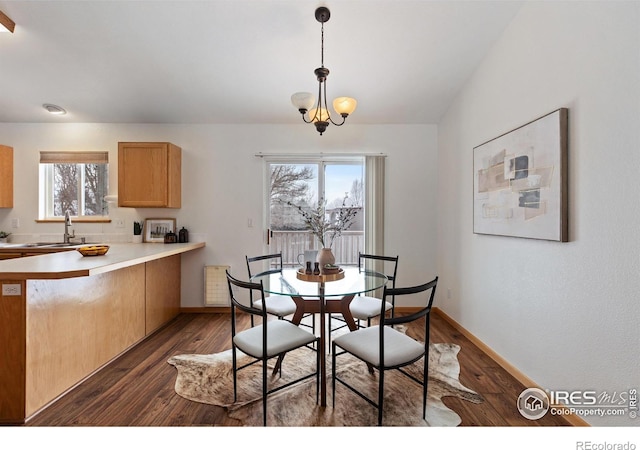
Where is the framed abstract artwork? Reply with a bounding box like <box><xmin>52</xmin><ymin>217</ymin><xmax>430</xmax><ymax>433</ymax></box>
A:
<box><xmin>473</xmin><ymin>108</ymin><xmax>568</xmax><ymax>242</ymax></box>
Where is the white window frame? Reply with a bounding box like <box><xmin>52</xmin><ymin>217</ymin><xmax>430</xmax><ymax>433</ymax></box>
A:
<box><xmin>39</xmin><ymin>151</ymin><xmax>110</xmax><ymax>220</ymax></box>
<box><xmin>260</xmin><ymin>154</ymin><xmax>386</xmax><ymax>257</ymax></box>
<box><xmin>263</xmin><ymin>154</ymin><xmax>365</xmax><ymax>226</ymax></box>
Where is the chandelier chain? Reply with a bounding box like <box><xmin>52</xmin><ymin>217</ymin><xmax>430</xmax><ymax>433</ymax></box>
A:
<box><xmin>320</xmin><ymin>21</ymin><xmax>324</xmax><ymax>67</ymax></box>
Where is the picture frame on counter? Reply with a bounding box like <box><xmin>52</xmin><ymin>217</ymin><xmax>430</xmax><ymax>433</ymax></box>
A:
<box><xmin>144</xmin><ymin>218</ymin><xmax>176</xmax><ymax>243</ymax></box>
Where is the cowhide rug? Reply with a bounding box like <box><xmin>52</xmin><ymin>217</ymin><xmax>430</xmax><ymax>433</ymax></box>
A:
<box><xmin>167</xmin><ymin>342</ymin><xmax>483</xmax><ymax>426</ymax></box>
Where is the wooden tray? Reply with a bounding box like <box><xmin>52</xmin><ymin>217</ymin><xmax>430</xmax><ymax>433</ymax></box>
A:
<box><xmin>296</xmin><ymin>268</ymin><xmax>345</xmax><ymax>282</ymax></box>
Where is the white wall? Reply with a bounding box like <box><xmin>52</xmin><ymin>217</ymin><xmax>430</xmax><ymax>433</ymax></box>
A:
<box><xmin>0</xmin><ymin>123</ymin><xmax>438</xmax><ymax>308</ymax></box>
<box><xmin>437</xmin><ymin>1</ymin><xmax>640</xmax><ymax>426</ymax></box>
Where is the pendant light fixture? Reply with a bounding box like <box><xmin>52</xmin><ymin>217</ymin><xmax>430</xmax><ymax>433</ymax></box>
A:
<box><xmin>291</xmin><ymin>7</ymin><xmax>357</xmax><ymax>136</ymax></box>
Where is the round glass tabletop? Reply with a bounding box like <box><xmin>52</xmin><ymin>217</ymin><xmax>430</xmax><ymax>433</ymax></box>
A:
<box><xmin>250</xmin><ymin>266</ymin><xmax>387</xmax><ymax>298</ymax></box>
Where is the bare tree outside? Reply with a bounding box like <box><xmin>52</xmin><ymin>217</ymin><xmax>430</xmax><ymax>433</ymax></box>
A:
<box><xmin>326</xmin><ymin>179</ymin><xmax>363</xmax><ymax>209</ymax></box>
<box><xmin>270</xmin><ymin>164</ymin><xmax>316</xmax><ymax>230</ymax></box>
<box><xmin>52</xmin><ymin>163</ymin><xmax>108</xmax><ymax>217</ymax></box>
<box><xmin>267</xmin><ymin>161</ymin><xmax>365</xmax><ymax>265</ymax></box>
<box><xmin>54</xmin><ymin>164</ymin><xmax>79</xmax><ymax>216</ymax></box>
<box><xmin>84</xmin><ymin>164</ymin><xmax>109</xmax><ymax>215</ymax></box>
<box><xmin>270</xmin><ymin>164</ymin><xmax>314</xmax><ymax>203</ymax></box>
<box><xmin>349</xmin><ymin>179</ymin><xmax>363</xmax><ymax>207</ymax></box>
<box><xmin>270</xmin><ymin>163</ymin><xmax>364</xmax><ymax>232</ymax></box>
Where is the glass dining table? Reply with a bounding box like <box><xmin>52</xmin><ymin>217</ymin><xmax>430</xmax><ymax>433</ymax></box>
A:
<box><xmin>250</xmin><ymin>266</ymin><xmax>388</xmax><ymax>407</ymax></box>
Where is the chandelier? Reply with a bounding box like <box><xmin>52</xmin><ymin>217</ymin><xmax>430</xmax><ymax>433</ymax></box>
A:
<box><xmin>291</xmin><ymin>7</ymin><xmax>357</xmax><ymax>136</ymax></box>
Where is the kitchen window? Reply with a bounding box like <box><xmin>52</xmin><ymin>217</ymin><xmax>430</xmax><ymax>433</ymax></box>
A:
<box><xmin>39</xmin><ymin>151</ymin><xmax>109</xmax><ymax>219</ymax></box>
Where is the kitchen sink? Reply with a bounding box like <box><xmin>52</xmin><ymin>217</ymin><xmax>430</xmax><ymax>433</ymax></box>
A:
<box><xmin>16</xmin><ymin>242</ymin><xmax>90</xmax><ymax>248</ymax></box>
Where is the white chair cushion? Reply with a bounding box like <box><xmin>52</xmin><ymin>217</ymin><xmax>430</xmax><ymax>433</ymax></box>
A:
<box><xmin>234</xmin><ymin>319</ymin><xmax>317</xmax><ymax>358</ymax></box>
<box><xmin>349</xmin><ymin>295</ymin><xmax>392</xmax><ymax>320</ymax></box>
<box><xmin>253</xmin><ymin>294</ymin><xmax>297</xmax><ymax>317</ymax></box>
<box><xmin>333</xmin><ymin>325</ymin><xmax>424</xmax><ymax>368</ymax></box>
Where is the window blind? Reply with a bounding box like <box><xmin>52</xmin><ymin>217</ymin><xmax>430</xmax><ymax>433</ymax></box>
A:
<box><xmin>39</xmin><ymin>151</ymin><xmax>109</xmax><ymax>164</ymax></box>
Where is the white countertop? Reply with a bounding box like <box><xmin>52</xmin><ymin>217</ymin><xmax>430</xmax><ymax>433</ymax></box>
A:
<box><xmin>0</xmin><ymin>242</ymin><xmax>205</xmax><ymax>280</ymax></box>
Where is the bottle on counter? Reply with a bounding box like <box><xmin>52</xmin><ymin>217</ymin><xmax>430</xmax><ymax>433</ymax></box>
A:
<box><xmin>164</xmin><ymin>231</ymin><xmax>178</xmax><ymax>243</ymax></box>
<box><xmin>178</xmin><ymin>227</ymin><xmax>189</xmax><ymax>243</ymax></box>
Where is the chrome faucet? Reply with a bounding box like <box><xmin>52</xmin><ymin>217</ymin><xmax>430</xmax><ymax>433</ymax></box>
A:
<box><xmin>64</xmin><ymin>210</ymin><xmax>75</xmax><ymax>244</ymax></box>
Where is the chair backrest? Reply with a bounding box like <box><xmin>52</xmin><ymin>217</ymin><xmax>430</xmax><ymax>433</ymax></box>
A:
<box><xmin>358</xmin><ymin>252</ymin><xmax>399</xmax><ymax>289</ymax></box>
<box><xmin>226</xmin><ymin>270</ymin><xmax>268</xmax><ymax>334</ymax></box>
<box><xmin>382</xmin><ymin>276</ymin><xmax>438</xmax><ymax>328</ymax></box>
<box><xmin>246</xmin><ymin>252</ymin><xmax>284</xmax><ymax>278</ymax></box>
<box><xmin>377</xmin><ymin>276</ymin><xmax>438</xmax><ymax>366</ymax></box>
<box><xmin>246</xmin><ymin>253</ymin><xmax>284</xmax><ymax>304</ymax></box>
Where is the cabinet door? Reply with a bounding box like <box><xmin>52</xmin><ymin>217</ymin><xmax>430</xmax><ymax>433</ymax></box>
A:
<box><xmin>118</xmin><ymin>142</ymin><xmax>181</xmax><ymax>208</ymax></box>
<box><xmin>145</xmin><ymin>255</ymin><xmax>181</xmax><ymax>334</ymax></box>
<box><xmin>0</xmin><ymin>145</ymin><xmax>13</xmax><ymax>208</ymax></box>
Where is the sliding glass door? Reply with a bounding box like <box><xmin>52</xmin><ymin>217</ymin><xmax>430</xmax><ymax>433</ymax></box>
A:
<box><xmin>266</xmin><ymin>157</ymin><xmax>364</xmax><ymax>266</ymax></box>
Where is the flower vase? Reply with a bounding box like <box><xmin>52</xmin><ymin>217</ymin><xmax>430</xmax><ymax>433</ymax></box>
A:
<box><xmin>317</xmin><ymin>248</ymin><xmax>335</xmax><ymax>272</ymax></box>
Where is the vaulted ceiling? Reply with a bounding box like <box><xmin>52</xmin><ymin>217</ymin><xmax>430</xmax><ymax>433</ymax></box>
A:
<box><xmin>0</xmin><ymin>1</ymin><xmax>522</xmax><ymax>124</ymax></box>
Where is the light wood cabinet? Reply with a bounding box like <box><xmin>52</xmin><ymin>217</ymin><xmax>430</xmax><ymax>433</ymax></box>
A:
<box><xmin>0</xmin><ymin>248</ymin><xmax>76</xmax><ymax>259</ymax></box>
<box><xmin>118</xmin><ymin>142</ymin><xmax>181</xmax><ymax>208</ymax></box>
<box><xmin>0</xmin><ymin>247</ymin><xmax>195</xmax><ymax>423</ymax></box>
<box><xmin>0</xmin><ymin>253</ymin><xmax>21</xmax><ymax>260</ymax></box>
<box><xmin>145</xmin><ymin>255</ymin><xmax>181</xmax><ymax>334</ymax></box>
<box><xmin>0</xmin><ymin>145</ymin><xmax>13</xmax><ymax>208</ymax></box>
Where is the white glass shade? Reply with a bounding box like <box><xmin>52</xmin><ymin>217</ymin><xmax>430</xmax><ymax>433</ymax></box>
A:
<box><xmin>333</xmin><ymin>97</ymin><xmax>357</xmax><ymax>116</ymax></box>
<box><xmin>308</xmin><ymin>107</ymin><xmax>330</xmax><ymax>123</ymax></box>
<box><xmin>291</xmin><ymin>92</ymin><xmax>316</xmax><ymax>111</ymax></box>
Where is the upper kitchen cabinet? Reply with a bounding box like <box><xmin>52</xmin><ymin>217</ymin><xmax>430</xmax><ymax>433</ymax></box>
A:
<box><xmin>0</xmin><ymin>145</ymin><xmax>13</xmax><ymax>208</ymax></box>
<box><xmin>118</xmin><ymin>142</ymin><xmax>181</xmax><ymax>208</ymax></box>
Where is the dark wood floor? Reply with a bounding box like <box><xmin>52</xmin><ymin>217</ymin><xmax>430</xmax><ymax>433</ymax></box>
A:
<box><xmin>25</xmin><ymin>311</ymin><xmax>570</xmax><ymax>427</ymax></box>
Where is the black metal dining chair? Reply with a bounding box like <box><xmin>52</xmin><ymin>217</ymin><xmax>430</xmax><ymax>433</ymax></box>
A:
<box><xmin>246</xmin><ymin>252</ymin><xmax>316</xmax><ymax>332</ymax></box>
<box><xmin>245</xmin><ymin>253</ymin><xmax>297</xmax><ymax>326</ymax></box>
<box><xmin>327</xmin><ymin>253</ymin><xmax>399</xmax><ymax>342</ymax></box>
<box><xmin>331</xmin><ymin>276</ymin><xmax>438</xmax><ymax>426</ymax></box>
<box><xmin>226</xmin><ymin>270</ymin><xmax>320</xmax><ymax>426</ymax></box>
<box><xmin>351</xmin><ymin>253</ymin><xmax>399</xmax><ymax>326</ymax></box>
